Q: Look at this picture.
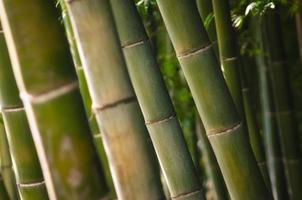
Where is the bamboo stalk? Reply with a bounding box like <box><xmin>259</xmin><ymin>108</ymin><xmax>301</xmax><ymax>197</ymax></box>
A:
<box><xmin>253</xmin><ymin>16</ymin><xmax>289</xmax><ymax>200</ymax></box>
<box><xmin>195</xmin><ymin>118</ymin><xmax>228</xmax><ymax>200</ymax></box>
<box><xmin>155</xmin><ymin>0</ymin><xmax>271</xmax><ymax>199</ymax></box>
<box><xmin>296</xmin><ymin>0</ymin><xmax>302</xmax><ymax>63</ymax></box>
<box><xmin>0</xmin><ymin>1</ymin><xmax>108</xmax><ymax>199</ymax></box>
<box><xmin>59</xmin><ymin>2</ymin><xmax>115</xmax><ymax>196</ymax></box>
<box><xmin>263</xmin><ymin>9</ymin><xmax>302</xmax><ymax>200</ymax></box>
<box><xmin>110</xmin><ymin>0</ymin><xmax>204</xmax><ymax>199</ymax></box>
<box><xmin>0</xmin><ymin>26</ymin><xmax>49</xmax><ymax>199</ymax></box>
<box><xmin>64</xmin><ymin>0</ymin><xmax>164</xmax><ymax>199</ymax></box>
<box><xmin>211</xmin><ymin>0</ymin><xmax>270</xmax><ymax>185</ymax></box>
<box><xmin>0</xmin><ymin>121</ymin><xmax>19</xmax><ymax>200</ymax></box>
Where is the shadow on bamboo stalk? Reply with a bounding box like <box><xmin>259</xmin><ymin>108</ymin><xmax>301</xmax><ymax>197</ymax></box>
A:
<box><xmin>0</xmin><ymin>1</ymin><xmax>109</xmax><ymax>199</ymax></box>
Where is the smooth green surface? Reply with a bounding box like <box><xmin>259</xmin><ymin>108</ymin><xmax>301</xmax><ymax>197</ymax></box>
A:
<box><xmin>155</xmin><ymin>0</ymin><xmax>271</xmax><ymax>199</ymax></box>
<box><xmin>0</xmin><ymin>0</ymin><xmax>108</xmax><ymax>199</ymax></box>
<box><xmin>110</xmin><ymin>0</ymin><xmax>203</xmax><ymax>198</ymax></box>
<box><xmin>264</xmin><ymin>10</ymin><xmax>302</xmax><ymax>200</ymax></box>
<box><xmin>65</xmin><ymin>0</ymin><xmax>164</xmax><ymax>199</ymax></box>
<box><xmin>0</xmin><ymin>174</ymin><xmax>9</xmax><ymax>200</ymax></box>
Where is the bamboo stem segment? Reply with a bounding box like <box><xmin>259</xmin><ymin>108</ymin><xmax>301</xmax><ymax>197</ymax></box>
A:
<box><xmin>0</xmin><ymin>1</ymin><xmax>108</xmax><ymax>199</ymax></box>
<box><xmin>110</xmin><ymin>0</ymin><xmax>204</xmax><ymax>199</ymax></box>
<box><xmin>64</xmin><ymin>0</ymin><xmax>164</xmax><ymax>199</ymax></box>
<box><xmin>155</xmin><ymin>0</ymin><xmax>271</xmax><ymax>199</ymax></box>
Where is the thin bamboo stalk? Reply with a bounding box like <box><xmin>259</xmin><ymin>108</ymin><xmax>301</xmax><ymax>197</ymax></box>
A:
<box><xmin>59</xmin><ymin>2</ymin><xmax>115</xmax><ymax>196</ymax></box>
<box><xmin>263</xmin><ymin>9</ymin><xmax>302</xmax><ymax>200</ymax></box>
<box><xmin>0</xmin><ymin>1</ymin><xmax>108</xmax><ymax>199</ymax></box>
<box><xmin>253</xmin><ymin>16</ymin><xmax>289</xmax><ymax>200</ymax></box>
<box><xmin>0</xmin><ymin>173</ymin><xmax>9</xmax><ymax>200</ymax></box>
<box><xmin>0</xmin><ymin>26</ymin><xmax>48</xmax><ymax>199</ymax></box>
<box><xmin>64</xmin><ymin>0</ymin><xmax>164</xmax><ymax>199</ymax></box>
<box><xmin>296</xmin><ymin>0</ymin><xmax>302</xmax><ymax>63</ymax></box>
<box><xmin>110</xmin><ymin>0</ymin><xmax>203</xmax><ymax>199</ymax></box>
<box><xmin>195</xmin><ymin>118</ymin><xmax>228</xmax><ymax>200</ymax></box>
<box><xmin>211</xmin><ymin>0</ymin><xmax>270</xmax><ymax>185</ymax></box>
<box><xmin>0</xmin><ymin>121</ymin><xmax>19</xmax><ymax>200</ymax></box>
<box><xmin>155</xmin><ymin>0</ymin><xmax>271</xmax><ymax>199</ymax></box>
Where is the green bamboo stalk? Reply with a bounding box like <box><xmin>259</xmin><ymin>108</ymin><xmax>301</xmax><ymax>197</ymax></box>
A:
<box><xmin>155</xmin><ymin>0</ymin><xmax>271</xmax><ymax>199</ymax></box>
<box><xmin>59</xmin><ymin>2</ymin><xmax>115</xmax><ymax>196</ymax></box>
<box><xmin>64</xmin><ymin>0</ymin><xmax>164</xmax><ymax>199</ymax></box>
<box><xmin>0</xmin><ymin>1</ymin><xmax>108</xmax><ymax>199</ymax></box>
<box><xmin>0</xmin><ymin>26</ymin><xmax>48</xmax><ymax>199</ymax></box>
<box><xmin>195</xmin><ymin>118</ymin><xmax>228</xmax><ymax>200</ymax></box>
<box><xmin>196</xmin><ymin>0</ymin><xmax>219</xmax><ymax>56</ymax></box>
<box><xmin>263</xmin><ymin>9</ymin><xmax>302</xmax><ymax>200</ymax></box>
<box><xmin>0</xmin><ymin>121</ymin><xmax>19</xmax><ymax>200</ymax></box>
<box><xmin>296</xmin><ymin>0</ymin><xmax>302</xmax><ymax>63</ymax></box>
<box><xmin>110</xmin><ymin>0</ymin><xmax>203</xmax><ymax>199</ymax></box>
<box><xmin>0</xmin><ymin>173</ymin><xmax>9</xmax><ymax>200</ymax></box>
<box><xmin>211</xmin><ymin>0</ymin><xmax>270</xmax><ymax>185</ymax></box>
<box><xmin>253</xmin><ymin>16</ymin><xmax>289</xmax><ymax>200</ymax></box>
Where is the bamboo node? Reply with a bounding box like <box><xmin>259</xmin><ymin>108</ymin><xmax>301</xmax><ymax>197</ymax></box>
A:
<box><xmin>171</xmin><ymin>188</ymin><xmax>203</xmax><ymax>199</ymax></box>
<box><xmin>177</xmin><ymin>43</ymin><xmax>212</xmax><ymax>59</ymax></box>
<box><xmin>222</xmin><ymin>56</ymin><xmax>238</xmax><ymax>62</ymax></box>
<box><xmin>18</xmin><ymin>180</ymin><xmax>45</xmax><ymax>188</ymax></box>
<box><xmin>0</xmin><ymin>105</ymin><xmax>24</xmax><ymax>113</ymax></box>
<box><xmin>122</xmin><ymin>37</ymin><xmax>148</xmax><ymax>49</ymax></box>
<box><xmin>145</xmin><ymin>114</ymin><xmax>176</xmax><ymax>126</ymax></box>
<box><xmin>20</xmin><ymin>81</ymin><xmax>78</xmax><ymax>104</ymax></box>
<box><xmin>93</xmin><ymin>133</ymin><xmax>102</xmax><ymax>139</ymax></box>
<box><xmin>207</xmin><ymin>122</ymin><xmax>242</xmax><ymax>137</ymax></box>
<box><xmin>93</xmin><ymin>96</ymin><xmax>136</xmax><ymax>112</ymax></box>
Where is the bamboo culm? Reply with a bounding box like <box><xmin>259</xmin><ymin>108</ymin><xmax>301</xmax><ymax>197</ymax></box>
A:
<box><xmin>253</xmin><ymin>16</ymin><xmax>289</xmax><ymax>200</ymax></box>
<box><xmin>59</xmin><ymin>2</ymin><xmax>115</xmax><ymax>196</ymax></box>
<box><xmin>263</xmin><ymin>9</ymin><xmax>302</xmax><ymax>200</ymax></box>
<box><xmin>155</xmin><ymin>0</ymin><xmax>272</xmax><ymax>199</ymax></box>
<box><xmin>0</xmin><ymin>26</ymin><xmax>49</xmax><ymax>199</ymax></box>
<box><xmin>110</xmin><ymin>0</ymin><xmax>204</xmax><ymax>199</ymax></box>
<box><xmin>65</xmin><ymin>0</ymin><xmax>164</xmax><ymax>199</ymax></box>
<box><xmin>0</xmin><ymin>1</ymin><xmax>108</xmax><ymax>199</ymax></box>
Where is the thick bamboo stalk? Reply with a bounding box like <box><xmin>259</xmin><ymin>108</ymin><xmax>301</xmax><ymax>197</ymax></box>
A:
<box><xmin>64</xmin><ymin>0</ymin><xmax>164</xmax><ymax>199</ymax></box>
<box><xmin>0</xmin><ymin>1</ymin><xmax>108</xmax><ymax>199</ymax></box>
<box><xmin>110</xmin><ymin>0</ymin><xmax>203</xmax><ymax>199</ymax></box>
<box><xmin>263</xmin><ymin>9</ymin><xmax>302</xmax><ymax>200</ymax></box>
<box><xmin>59</xmin><ymin>2</ymin><xmax>115</xmax><ymax>196</ymax></box>
<box><xmin>155</xmin><ymin>0</ymin><xmax>271</xmax><ymax>199</ymax></box>
<box><xmin>0</xmin><ymin>121</ymin><xmax>19</xmax><ymax>200</ymax></box>
<box><xmin>0</xmin><ymin>27</ymin><xmax>48</xmax><ymax>199</ymax></box>
<box><xmin>0</xmin><ymin>173</ymin><xmax>9</xmax><ymax>200</ymax></box>
<box><xmin>195</xmin><ymin>118</ymin><xmax>228</xmax><ymax>200</ymax></box>
<box><xmin>253</xmin><ymin>16</ymin><xmax>289</xmax><ymax>200</ymax></box>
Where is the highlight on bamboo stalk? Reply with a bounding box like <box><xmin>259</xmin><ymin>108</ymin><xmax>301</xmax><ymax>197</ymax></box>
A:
<box><xmin>0</xmin><ymin>0</ymin><xmax>299</xmax><ymax>199</ymax></box>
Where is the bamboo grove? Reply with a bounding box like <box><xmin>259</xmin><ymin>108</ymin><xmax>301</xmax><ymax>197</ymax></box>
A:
<box><xmin>0</xmin><ymin>0</ymin><xmax>301</xmax><ymax>199</ymax></box>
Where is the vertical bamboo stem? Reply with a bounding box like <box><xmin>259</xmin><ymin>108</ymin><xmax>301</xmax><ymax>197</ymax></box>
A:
<box><xmin>155</xmin><ymin>0</ymin><xmax>271</xmax><ymax>199</ymax></box>
<box><xmin>110</xmin><ymin>0</ymin><xmax>204</xmax><ymax>199</ymax></box>
<box><xmin>65</xmin><ymin>0</ymin><xmax>164</xmax><ymax>199</ymax></box>
<box><xmin>0</xmin><ymin>1</ymin><xmax>108</xmax><ymax>199</ymax></box>
<box><xmin>263</xmin><ymin>9</ymin><xmax>302</xmax><ymax>200</ymax></box>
